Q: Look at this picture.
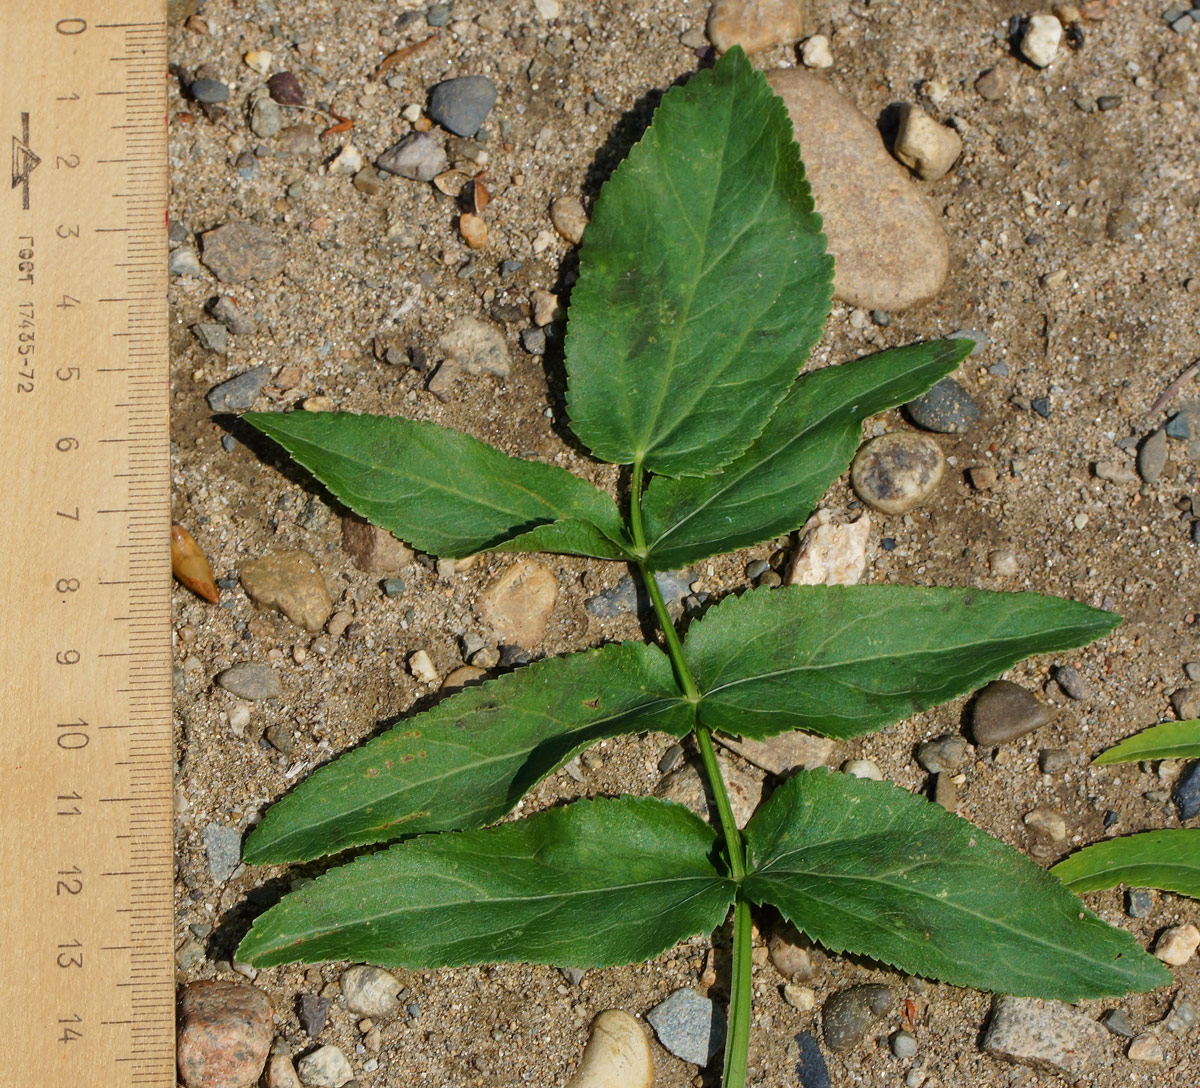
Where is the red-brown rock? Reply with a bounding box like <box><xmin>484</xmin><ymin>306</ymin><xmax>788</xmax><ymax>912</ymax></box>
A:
<box><xmin>177</xmin><ymin>980</ymin><xmax>273</xmax><ymax>1088</ymax></box>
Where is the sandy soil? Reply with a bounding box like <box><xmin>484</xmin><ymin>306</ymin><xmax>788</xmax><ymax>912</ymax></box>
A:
<box><xmin>169</xmin><ymin>1</ymin><xmax>1199</xmax><ymax>1085</ymax></box>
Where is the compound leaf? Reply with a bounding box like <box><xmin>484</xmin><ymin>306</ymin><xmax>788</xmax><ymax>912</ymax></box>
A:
<box><xmin>1092</xmin><ymin>720</ymin><xmax>1200</xmax><ymax>764</ymax></box>
<box><xmin>683</xmin><ymin>585</ymin><xmax>1119</xmax><ymax>740</ymax></box>
<box><xmin>565</xmin><ymin>46</ymin><xmax>832</xmax><ymax>478</ymax></box>
<box><xmin>1051</xmin><ymin>829</ymin><xmax>1200</xmax><ymax>899</ymax></box>
<box><xmin>642</xmin><ymin>339</ymin><xmax>971</xmax><ymax>569</ymax></box>
<box><xmin>238</xmin><ymin>796</ymin><xmax>735</xmax><ymax>968</ymax></box>
<box><xmin>744</xmin><ymin>770</ymin><xmax>1171</xmax><ymax>1000</ymax></box>
<box><xmin>244</xmin><ymin>411</ymin><xmax>633</xmax><ymax>559</ymax></box>
<box><xmin>243</xmin><ymin>642</ymin><xmax>690</xmax><ymax>864</ymax></box>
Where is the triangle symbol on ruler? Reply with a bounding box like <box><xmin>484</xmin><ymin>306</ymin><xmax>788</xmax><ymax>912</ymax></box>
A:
<box><xmin>12</xmin><ymin>135</ymin><xmax>40</xmax><ymax>188</ymax></box>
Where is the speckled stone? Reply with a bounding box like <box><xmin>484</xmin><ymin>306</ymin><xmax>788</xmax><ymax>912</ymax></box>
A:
<box><xmin>200</xmin><ymin>221</ymin><xmax>286</xmax><ymax>283</ymax></box>
<box><xmin>904</xmin><ymin>377</ymin><xmax>981</xmax><ymax>434</ymax></box>
<box><xmin>206</xmin><ymin>365</ymin><xmax>272</xmax><ymax>413</ymax></box>
<box><xmin>376</xmin><ymin>133</ymin><xmax>448</xmax><ymax>181</ymax></box>
<box><xmin>340</xmin><ymin>965</ymin><xmax>403</xmax><ymax>1018</ymax></box>
<box><xmin>215</xmin><ymin>662</ymin><xmax>282</xmax><ymax>701</ymax></box>
<box><xmin>971</xmin><ymin>680</ymin><xmax>1051</xmax><ymax>746</ymax></box>
<box><xmin>915</xmin><ymin>734</ymin><xmax>969</xmax><ymax>774</ymax></box>
<box><xmin>982</xmin><ymin>996</ymin><xmax>1107</xmax><ymax>1077</ymax></box>
<box><xmin>851</xmin><ymin>432</ymin><xmax>945</xmax><ymax>514</ymax></box>
<box><xmin>822</xmin><ymin>984</ymin><xmax>894</xmax><ymax>1052</ymax></box>
<box><xmin>646</xmin><ymin>988</ymin><xmax>726</xmax><ymax>1066</ymax></box>
<box><xmin>177</xmin><ymin>981</ymin><xmax>273</xmax><ymax>1088</ymax></box>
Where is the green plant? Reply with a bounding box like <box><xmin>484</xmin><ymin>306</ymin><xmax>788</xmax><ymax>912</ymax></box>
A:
<box><xmin>235</xmin><ymin>49</ymin><xmax>1168</xmax><ymax>1086</ymax></box>
<box><xmin>1051</xmin><ymin>720</ymin><xmax>1200</xmax><ymax>900</ymax></box>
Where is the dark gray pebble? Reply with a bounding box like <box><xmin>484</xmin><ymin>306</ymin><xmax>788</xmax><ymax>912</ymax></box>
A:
<box><xmin>499</xmin><ymin>258</ymin><xmax>523</xmax><ymax>278</ymax></box>
<box><xmin>1053</xmin><ymin>664</ymin><xmax>1088</xmax><ymax>700</ymax></box>
<box><xmin>1031</xmin><ymin>396</ymin><xmax>1052</xmax><ymax>418</ymax></box>
<box><xmin>215</xmin><ymin>661</ymin><xmax>282</xmax><ymax>700</ymax></box>
<box><xmin>1166</xmin><ymin>404</ymin><xmax>1199</xmax><ymax>440</ymax></box>
<box><xmin>426</xmin><ymin>2</ymin><xmax>452</xmax><ymax>26</ymax></box>
<box><xmin>428</xmin><ymin>75</ymin><xmax>497</xmax><ymax>138</ymax></box>
<box><xmin>376</xmin><ymin>133</ymin><xmax>448</xmax><ymax>181</ymax></box>
<box><xmin>382</xmin><ymin>577</ymin><xmax>405</xmax><ymax>598</ymax></box>
<box><xmin>193</xmin><ymin>322</ymin><xmax>228</xmax><ymax>354</ymax></box>
<box><xmin>1096</xmin><ymin>94</ymin><xmax>1122</xmax><ymax>111</ymax></box>
<box><xmin>1101</xmin><ymin>1008</ymin><xmax>1134</xmax><ymax>1037</ymax></box>
<box><xmin>1104</xmin><ymin>808</ymin><xmax>1120</xmax><ymax>828</ymax></box>
<box><xmin>1126</xmin><ymin>888</ymin><xmax>1154</xmax><ymax>918</ymax></box>
<box><xmin>916</xmin><ymin>734</ymin><xmax>969</xmax><ymax>774</ymax></box>
<box><xmin>871</xmin><ymin>310</ymin><xmax>891</xmax><ymax>327</ymax></box>
<box><xmin>822</xmin><ymin>984</ymin><xmax>893</xmax><ymax>1053</ymax></box>
<box><xmin>210</xmin><ymin>294</ymin><xmax>257</xmax><ymax>336</ymax></box>
<box><xmin>904</xmin><ymin>377</ymin><xmax>981</xmax><ymax>434</ymax></box>
<box><xmin>298</xmin><ymin>992</ymin><xmax>330</xmax><ymax>1037</ymax></box>
<box><xmin>206</xmin><ymin>364</ymin><xmax>272</xmax><ymax>413</ymax></box>
<box><xmin>971</xmin><ymin>680</ymin><xmax>1051</xmax><ymax>746</ymax></box>
<box><xmin>189</xmin><ymin>77</ymin><xmax>229</xmax><ymax>103</ymax></box>
<box><xmin>794</xmin><ymin>1031</ymin><xmax>831</xmax><ymax>1088</ymax></box>
<box><xmin>1174</xmin><ymin>759</ymin><xmax>1200</xmax><ymax>820</ymax></box>
<box><xmin>202</xmin><ymin>823</ymin><xmax>242</xmax><ymax>882</ymax></box>
<box><xmin>646</xmin><ymin>988</ymin><xmax>726</xmax><ymax>1066</ymax></box>
<box><xmin>745</xmin><ymin>559</ymin><xmax>770</xmax><ymax>580</ymax></box>
<box><xmin>520</xmin><ymin>327</ymin><xmax>546</xmax><ymax>355</ymax></box>
<box><xmin>168</xmin><ymin>219</ymin><xmax>191</xmax><ymax>244</ymax></box>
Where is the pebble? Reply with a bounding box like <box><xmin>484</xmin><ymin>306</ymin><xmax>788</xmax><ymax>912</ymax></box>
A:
<box><xmin>1053</xmin><ymin>664</ymin><xmax>1088</xmax><ymax>699</ymax></box>
<box><xmin>892</xmin><ymin>105</ymin><xmax>962</xmax><ymax>181</ymax></box>
<box><xmin>340</xmin><ymin>966</ymin><xmax>403</xmax><ymax>1018</ymax></box>
<box><xmin>169</xmin><ymin>246</ymin><xmax>202</xmax><ymax>276</ymax></box>
<box><xmin>718</xmin><ymin>731</ymin><xmax>835</xmax><ymax>777</ymax></box>
<box><xmin>792</xmin><ymin>1031</ymin><xmax>831</xmax><ymax>1088</ymax></box>
<box><xmin>264</xmin><ymin>723</ymin><xmax>293</xmax><ymax>754</ymax></box>
<box><xmin>1039</xmin><ymin>747</ymin><xmax>1070</xmax><ymax>774</ymax></box>
<box><xmin>438</xmin><ymin>315</ymin><xmax>510</xmax><ymax>377</ymax></box>
<box><xmin>190</xmin><ymin>77</ymin><xmax>229</xmax><ymax>103</ymax></box>
<box><xmin>408</xmin><ymin>649</ymin><xmax>438</xmax><ymax>684</ymax></box>
<box><xmin>211</xmin><ymin>295</ymin><xmax>257</xmax><ymax>335</ymax></box>
<box><xmin>916</xmin><ymin>734</ymin><xmax>968</xmax><ymax>774</ymax></box>
<box><xmin>822</xmin><ymin>984</ymin><xmax>894</xmax><ymax>1052</ymax></box>
<box><xmin>202</xmin><ymin>822</ymin><xmax>243</xmax><ymax>881</ymax></box>
<box><xmin>1020</xmin><ymin>13</ymin><xmax>1063</xmax><ymax>67</ymax></box>
<box><xmin>265</xmin><ymin>1053</ymin><xmax>304</xmax><ymax>1088</ymax></box>
<box><xmin>768</xmin><ymin>919</ymin><xmax>819</xmax><ymax>980</ymax></box>
<box><xmin>1101</xmin><ymin>1008</ymin><xmax>1135</xmax><ymax>1037</ymax></box>
<box><xmin>646</xmin><ymin>988</ymin><xmax>726</xmax><ymax>1066</ymax></box>
<box><xmin>1126</xmin><ymin>888</ymin><xmax>1154</xmax><ymax>918</ymax></box>
<box><xmin>341</xmin><ymin>514</ymin><xmax>413</xmax><ymax>572</ymax></box>
<box><xmin>1023</xmin><ymin>807</ymin><xmax>1068</xmax><ymax>842</ymax></box>
<box><xmin>376</xmin><ymin>133</ymin><xmax>448</xmax><ymax>181</ymax></box>
<box><xmin>249</xmin><ymin>95</ymin><xmax>282</xmax><ymax>137</ymax></box>
<box><xmin>890</xmin><ymin>1029</ymin><xmax>918</xmax><ymax>1059</ymax></box>
<box><xmin>353</xmin><ymin>166</ymin><xmax>384</xmax><ymax>195</ymax></box>
<box><xmin>267</xmin><ymin>70</ymin><xmax>304</xmax><ymax>106</ymax></box>
<box><xmin>550</xmin><ymin>196</ymin><xmax>588</xmax><ymax>245</ymax></box>
<box><xmin>1174</xmin><ymin>760</ymin><xmax>1200</xmax><ymax>819</ymax></box>
<box><xmin>788</xmin><ymin>509</ymin><xmax>869</xmax><ymax>586</ymax></box>
<box><xmin>216</xmin><ymin>662</ymin><xmax>282</xmax><ymax>701</ymax></box>
<box><xmin>1093</xmin><ymin>460</ymin><xmax>1138</xmax><ymax>485</ymax></box>
<box><xmin>707</xmin><ymin>0</ymin><xmax>808</xmax><ymax>54</ymax></box>
<box><xmin>655</xmin><ymin>754</ymin><xmax>764</xmax><ymax>829</ymax></box>
<box><xmin>327</xmin><ymin>144</ymin><xmax>363</xmax><ymax>176</ymax></box>
<box><xmin>240</xmin><ymin>550</ymin><xmax>333</xmax><ymax>633</ymax></box>
<box><xmin>1030</xmin><ymin>396</ymin><xmax>1052</xmax><ymax>418</ymax></box>
<box><xmin>520</xmin><ymin>327</ymin><xmax>546</xmax><ymax>355</ymax></box>
<box><xmin>1128</xmin><ymin>1033</ymin><xmax>1164</xmax><ymax>1062</ymax></box>
<box><xmin>783</xmin><ymin>983</ymin><xmax>816</xmax><ymax>1011</ymax></box>
<box><xmin>1138</xmin><ymin>428</ymin><xmax>1169</xmax><ymax>483</ymax></box>
<box><xmin>841</xmin><ymin>758</ymin><xmax>882</xmax><ymax>780</ymax></box>
<box><xmin>585</xmin><ymin>569</ymin><xmax>695</xmax><ymax>619</ymax></box>
<box><xmin>971</xmin><ymin>680</ymin><xmax>1051</xmax><ymax>746</ymax></box>
<box><xmin>1172</xmin><ymin>686</ymin><xmax>1200</xmax><ymax>719</ymax></box>
<box><xmin>206</xmin><ymin>365</ymin><xmax>271</xmax><ymax>413</ymax></box>
<box><xmin>277</xmin><ymin>124</ymin><xmax>320</xmax><ymax>157</ymax></box>
<box><xmin>1166</xmin><ymin>402</ymin><xmax>1200</xmax><ymax>439</ymax></box>
<box><xmin>296</xmin><ymin>1045</ymin><xmax>353</xmax><ymax>1088</ymax></box>
<box><xmin>1097</xmin><ymin>94</ymin><xmax>1122</xmax><ymax>111</ymax></box>
<box><xmin>426</xmin><ymin>3</ymin><xmax>452</xmax><ymax>27</ymax></box>
<box><xmin>765</xmin><ymin>68</ymin><xmax>949</xmax><ymax>311</ymax></box>
<box><xmin>934</xmin><ymin>771</ymin><xmax>958</xmax><ymax>810</ymax></box>
<box><xmin>850</xmin><ymin>432</ymin><xmax>945</xmax><ymax>514</ymax></box>
<box><xmin>478</xmin><ymin>560</ymin><xmax>557</xmax><ymax>647</ymax></box>
<box><xmin>177</xmin><ymin>981</ymin><xmax>274</xmax><ymax>1088</ymax></box>
<box><xmin>982</xmin><ymin>995</ymin><xmax>1106</xmax><ymax>1076</ymax></box>
<box><xmin>1164</xmin><ymin>994</ymin><xmax>1199</xmax><ymax>1033</ymax></box>
<box><xmin>904</xmin><ymin>377</ymin><xmax>980</xmax><ymax>434</ymax></box>
<box><xmin>975</xmin><ymin>66</ymin><xmax>1009</xmax><ymax>100</ymax></box>
<box><xmin>531</xmin><ymin>288</ymin><xmax>560</xmax><ymax>327</ymax></box>
<box><xmin>193</xmin><ymin>322</ymin><xmax>229</xmax><ymax>354</ymax></box>
<box><xmin>533</xmin><ymin>0</ymin><xmax>561</xmax><ymax>18</ymax></box>
<box><xmin>800</xmin><ymin>35</ymin><xmax>833</xmax><ymax>68</ymax></box>
<box><xmin>1154</xmin><ymin>924</ymin><xmax>1200</xmax><ymax>966</ymax></box>
<box><xmin>459</xmin><ymin>212</ymin><xmax>487</xmax><ymax>249</ymax></box>
<box><xmin>298</xmin><ymin>993</ymin><xmax>330</xmax><ymax>1037</ymax></box>
<box><xmin>427</xmin><ymin>75</ymin><xmax>496</xmax><ymax>138</ymax></box>
<box><xmin>989</xmin><ymin>548</ymin><xmax>1019</xmax><ymax>576</ymax></box>
<box><xmin>201</xmin><ymin>222</ymin><xmax>286</xmax><ymax>283</ymax></box>
<box><xmin>441</xmin><ymin>664</ymin><xmax>486</xmax><ymax>691</ymax></box>
<box><xmin>563</xmin><ymin>1009</ymin><xmax>654</xmax><ymax>1088</ymax></box>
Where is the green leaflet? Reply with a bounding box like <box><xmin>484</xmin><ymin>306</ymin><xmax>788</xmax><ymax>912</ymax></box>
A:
<box><xmin>1092</xmin><ymin>720</ymin><xmax>1200</xmax><ymax>764</ymax></box>
<box><xmin>642</xmin><ymin>340</ymin><xmax>971</xmax><ymax>570</ymax></box>
<box><xmin>683</xmin><ymin>585</ymin><xmax>1119</xmax><ymax>740</ymax></box>
<box><xmin>1051</xmin><ymin>829</ymin><xmax>1200</xmax><ymax>899</ymax></box>
<box><xmin>243</xmin><ymin>642</ymin><xmax>691</xmax><ymax>864</ymax></box>
<box><xmin>743</xmin><ymin>771</ymin><xmax>1171</xmax><ymax>1000</ymax></box>
<box><xmin>238</xmin><ymin>796</ymin><xmax>735</xmax><ymax>968</ymax></box>
<box><xmin>243</xmin><ymin>411</ymin><xmax>633</xmax><ymax>560</ymax></box>
<box><xmin>565</xmin><ymin>47</ymin><xmax>832</xmax><ymax>478</ymax></box>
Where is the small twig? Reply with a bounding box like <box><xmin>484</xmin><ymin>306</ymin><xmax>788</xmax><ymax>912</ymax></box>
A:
<box><xmin>377</xmin><ymin>33</ymin><xmax>439</xmax><ymax>75</ymax></box>
<box><xmin>1145</xmin><ymin>358</ymin><xmax>1200</xmax><ymax>423</ymax></box>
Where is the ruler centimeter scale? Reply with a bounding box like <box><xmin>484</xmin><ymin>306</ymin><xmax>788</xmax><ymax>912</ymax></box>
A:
<box><xmin>0</xmin><ymin>4</ymin><xmax>174</xmax><ymax>1085</ymax></box>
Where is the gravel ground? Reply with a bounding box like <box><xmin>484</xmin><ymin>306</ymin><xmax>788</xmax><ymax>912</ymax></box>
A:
<box><xmin>169</xmin><ymin>1</ymin><xmax>1199</xmax><ymax>1085</ymax></box>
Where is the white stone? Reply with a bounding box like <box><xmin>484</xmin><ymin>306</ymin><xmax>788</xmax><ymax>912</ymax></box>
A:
<box><xmin>243</xmin><ymin>50</ymin><xmax>273</xmax><ymax>75</ymax></box>
<box><xmin>893</xmin><ymin>106</ymin><xmax>962</xmax><ymax>181</ymax></box>
<box><xmin>788</xmin><ymin>510</ymin><xmax>870</xmax><ymax>586</ymax></box>
<box><xmin>327</xmin><ymin>144</ymin><xmax>363</xmax><ymax>176</ymax></box>
<box><xmin>1154</xmin><ymin>924</ymin><xmax>1200</xmax><ymax>966</ymax></box>
<box><xmin>340</xmin><ymin>965</ymin><xmax>403</xmax><ymax>1018</ymax></box>
<box><xmin>783</xmin><ymin>983</ymin><xmax>816</xmax><ymax>1011</ymax></box>
<box><xmin>1127</xmin><ymin>1033</ymin><xmax>1164</xmax><ymax>1063</ymax></box>
<box><xmin>532</xmin><ymin>0</ymin><xmax>561</xmax><ymax>19</ymax></box>
<box><xmin>228</xmin><ymin>703</ymin><xmax>251</xmax><ymax>734</ymax></box>
<box><xmin>564</xmin><ymin>1010</ymin><xmax>653</xmax><ymax>1088</ymax></box>
<box><xmin>799</xmin><ymin>35</ymin><xmax>833</xmax><ymax>68</ymax></box>
<box><xmin>1020</xmin><ymin>14</ymin><xmax>1062</xmax><ymax>68</ymax></box>
<box><xmin>408</xmin><ymin>649</ymin><xmax>438</xmax><ymax>684</ymax></box>
<box><xmin>296</xmin><ymin>1045</ymin><xmax>354</xmax><ymax>1088</ymax></box>
<box><xmin>842</xmin><ymin>758</ymin><xmax>883</xmax><ymax>780</ymax></box>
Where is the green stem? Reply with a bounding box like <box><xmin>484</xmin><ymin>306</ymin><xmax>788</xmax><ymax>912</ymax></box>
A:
<box><xmin>629</xmin><ymin>458</ymin><xmax>752</xmax><ymax>1088</ymax></box>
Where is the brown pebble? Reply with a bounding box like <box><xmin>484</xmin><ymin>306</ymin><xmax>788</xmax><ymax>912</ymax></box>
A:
<box><xmin>177</xmin><ymin>981</ymin><xmax>274</xmax><ymax>1088</ymax></box>
<box><xmin>968</xmin><ymin>465</ymin><xmax>998</xmax><ymax>490</ymax></box>
<box><xmin>172</xmin><ymin>524</ymin><xmax>220</xmax><ymax>603</ymax></box>
<box><xmin>240</xmin><ymin>550</ymin><xmax>333</xmax><ymax>633</ymax></box>
<box><xmin>353</xmin><ymin>165</ymin><xmax>383</xmax><ymax>195</ymax></box>
<box><xmin>975</xmin><ymin>67</ymin><xmax>1009</xmax><ymax>100</ymax></box>
<box><xmin>478</xmin><ymin>560</ymin><xmax>559</xmax><ymax>647</ymax></box>
<box><xmin>441</xmin><ymin>665</ymin><xmax>487</xmax><ymax>691</ymax></box>
<box><xmin>341</xmin><ymin>513</ymin><xmax>413</xmax><ymax>572</ymax></box>
<box><xmin>460</xmin><ymin>212</ymin><xmax>488</xmax><ymax>249</ymax></box>
<box><xmin>267</xmin><ymin>70</ymin><xmax>304</xmax><ymax>105</ymax></box>
<box><xmin>971</xmin><ymin>679</ymin><xmax>1052</xmax><ymax>746</ymax></box>
<box><xmin>550</xmin><ymin>196</ymin><xmax>588</xmax><ymax>245</ymax></box>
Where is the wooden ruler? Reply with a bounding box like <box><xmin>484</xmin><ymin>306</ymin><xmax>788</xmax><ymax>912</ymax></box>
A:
<box><xmin>0</xmin><ymin>3</ymin><xmax>174</xmax><ymax>1085</ymax></box>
